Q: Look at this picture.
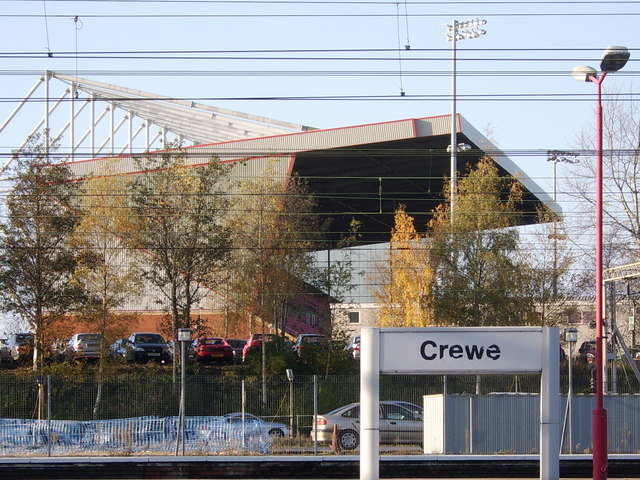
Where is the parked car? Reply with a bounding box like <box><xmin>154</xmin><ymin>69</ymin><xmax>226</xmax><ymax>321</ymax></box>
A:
<box><xmin>66</xmin><ymin>333</ymin><xmax>103</xmax><ymax>360</ymax></box>
<box><xmin>242</xmin><ymin>333</ymin><xmax>276</xmax><ymax>361</ymax></box>
<box><xmin>292</xmin><ymin>334</ymin><xmax>326</xmax><ymax>356</ymax></box>
<box><xmin>311</xmin><ymin>401</ymin><xmax>423</xmax><ymax>450</ymax></box>
<box><xmin>50</xmin><ymin>338</ymin><xmax>70</xmax><ymax>362</ymax></box>
<box><xmin>6</xmin><ymin>333</ymin><xmax>34</xmax><ymax>363</ymax></box>
<box><xmin>191</xmin><ymin>337</ymin><xmax>234</xmax><ymax>364</ymax></box>
<box><xmin>577</xmin><ymin>340</ymin><xmax>597</xmax><ymax>362</ymax></box>
<box><xmin>223</xmin><ymin>412</ymin><xmax>292</xmax><ymax>438</ymax></box>
<box><xmin>345</xmin><ymin>335</ymin><xmax>360</xmax><ymax>360</ymax></box>
<box><xmin>0</xmin><ymin>338</ymin><xmax>11</xmax><ymax>364</ymax></box>
<box><xmin>225</xmin><ymin>338</ymin><xmax>247</xmax><ymax>362</ymax></box>
<box><xmin>110</xmin><ymin>333</ymin><xmax>171</xmax><ymax>363</ymax></box>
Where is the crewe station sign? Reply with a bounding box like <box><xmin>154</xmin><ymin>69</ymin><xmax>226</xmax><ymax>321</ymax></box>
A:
<box><xmin>379</xmin><ymin>327</ymin><xmax>544</xmax><ymax>374</ymax></box>
<box><xmin>360</xmin><ymin>326</ymin><xmax>560</xmax><ymax>480</ymax></box>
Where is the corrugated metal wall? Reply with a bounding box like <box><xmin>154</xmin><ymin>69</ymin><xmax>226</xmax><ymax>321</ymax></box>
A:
<box><xmin>425</xmin><ymin>393</ymin><xmax>640</xmax><ymax>455</ymax></box>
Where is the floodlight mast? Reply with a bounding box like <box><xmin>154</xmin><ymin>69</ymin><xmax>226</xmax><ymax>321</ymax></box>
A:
<box><xmin>446</xmin><ymin>18</ymin><xmax>486</xmax><ymax>220</ymax></box>
<box><xmin>572</xmin><ymin>45</ymin><xmax>629</xmax><ymax>480</ymax></box>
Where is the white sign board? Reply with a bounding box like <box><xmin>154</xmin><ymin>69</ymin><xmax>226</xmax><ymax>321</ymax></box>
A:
<box><xmin>379</xmin><ymin>327</ymin><xmax>543</xmax><ymax>374</ymax></box>
<box><xmin>360</xmin><ymin>326</ymin><xmax>560</xmax><ymax>480</ymax></box>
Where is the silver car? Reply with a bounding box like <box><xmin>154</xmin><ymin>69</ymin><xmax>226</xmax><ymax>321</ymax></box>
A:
<box><xmin>224</xmin><ymin>412</ymin><xmax>292</xmax><ymax>438</ymax></box>
<box><xmin>311</xmin><ymin>400</ymin><xmax>423</xmax><ymax>450</ymax></box>
<box><xmin>66</xmin><ymin>333</ymin><xmax>103</xmax><ymax>360</ymax></box>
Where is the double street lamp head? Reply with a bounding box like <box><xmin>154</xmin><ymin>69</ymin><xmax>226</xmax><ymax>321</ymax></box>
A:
<box><xmin>572</xmin><ymin>46</ymin><xmax>630</xmax><ymax>82</ymax></box>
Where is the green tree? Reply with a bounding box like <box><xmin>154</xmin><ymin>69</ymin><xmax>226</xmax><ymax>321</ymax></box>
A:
<box><xmin>127</xmin><ymin>146</ymin><xmax>231</xmax><ymax>378</ymax></box>
<box><xmin>428</xmin><ymin>157</ymin><xmax>539</xmax><ymax>326</ymax></box>
<box><xmin>0</xmin><ymin>134</ymin><xmax>84</xmax><ymax>375</ymax></box>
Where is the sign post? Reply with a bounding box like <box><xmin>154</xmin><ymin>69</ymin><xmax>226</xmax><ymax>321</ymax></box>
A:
<box><xmin>360</xmin><ymin>327</ymin><xmax>559</xmax><ymax>480</ymax></box>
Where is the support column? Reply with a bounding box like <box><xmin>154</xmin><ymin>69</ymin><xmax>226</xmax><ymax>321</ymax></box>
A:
<box><xmin>540</xmin><ymin>327</ymin><xmax>560</xmax><ymax>480</ymax></box>
<box><xmin>360</xmin><ymin>327</ymin><xmax>380</xmax><ymax>480</ymax></box>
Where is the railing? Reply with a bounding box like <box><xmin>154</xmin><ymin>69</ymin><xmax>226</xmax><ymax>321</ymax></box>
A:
<box><xmin>0</xmin><ymin>373</ymin><xmax>638</xmax><ymax>456</ymax></box>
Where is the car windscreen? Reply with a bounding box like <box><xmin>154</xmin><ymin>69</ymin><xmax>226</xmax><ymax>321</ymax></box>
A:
<box><xmin>302</xmin><ymin>336</ymin><xmax>325</xmax><ymax>345</ymax></box>
<box><xmin>135</xmin><ymin>334</ymin><xmax>165</xmax><ymax>344</ymax></box>
<box><xmin>78</xmin><ymin>334</ymin><xmax>102</xmax><ymax>342</ymax></box>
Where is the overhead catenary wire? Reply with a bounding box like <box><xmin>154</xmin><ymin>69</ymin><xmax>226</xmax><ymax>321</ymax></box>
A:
<box><xmin>1</xmin><ymin>11</ymin><xmax>639</xmax><ymax>18</ymax></box>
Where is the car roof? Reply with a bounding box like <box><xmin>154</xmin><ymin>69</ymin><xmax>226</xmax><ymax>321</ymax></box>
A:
<box><xmin>325</xmin><ymin>400</ymin><xmax>420</xmax><ymax>414</ymax></box>
<box><xmin>225</xmin><ymin>412</ymin><xmax>257</xmax><ymax>418</ymax></box>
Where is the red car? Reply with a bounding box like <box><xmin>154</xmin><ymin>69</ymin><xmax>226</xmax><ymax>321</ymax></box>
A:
<box><xmin>242</xmin><ymin>333</ymin><xmax>276</xmax><ymax>362</ymax></box>
<box><xmin>191</xmin><ymin>337</ymin><xmax>234</xmax><ymax>364</ymax></box>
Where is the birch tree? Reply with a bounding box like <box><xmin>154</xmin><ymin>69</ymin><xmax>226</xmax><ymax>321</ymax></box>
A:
<box><xmin>71</xmin><ymin>171</ymin><xmax>141</xmax><ymax>417</ymax></box>
<box><xmin>428</xmin><ymin>157</ymin><xmax>539</xmax><ymax>326</ymax></box>
<box><xmin>226</xmin><ymin>173</ymin><xmax>325</xmax><ymax>339</ymax></box>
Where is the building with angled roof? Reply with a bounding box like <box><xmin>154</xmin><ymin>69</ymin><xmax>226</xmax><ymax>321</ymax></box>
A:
<box><xmin>0</xmin><ymin>72</ymin><xmax>559</xmax><ymax>339</ymax></box>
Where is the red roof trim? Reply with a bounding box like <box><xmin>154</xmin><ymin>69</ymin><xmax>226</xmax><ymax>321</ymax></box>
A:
<box><xmin>62</xmin><ymin>115</ymin><xmax>448</xmax><ymax>167</ymax></box>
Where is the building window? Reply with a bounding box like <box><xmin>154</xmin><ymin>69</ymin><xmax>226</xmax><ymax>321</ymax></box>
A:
<box><xmin>568</xmin><ymin>311</ymin><xmax>581</xmax><ymax>324</ymax></box>
<box><xmin>348</xmin><ymin>311</ymin><xmax>360</xmax><ymax>324</ymax></box>
<box><xmin>582</xmin><ymin>310</ymin><xmax>596</xmax><ymax>328</ymax></box>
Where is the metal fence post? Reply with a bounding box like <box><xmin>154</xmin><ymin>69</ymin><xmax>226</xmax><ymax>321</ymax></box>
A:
<box><xmin>313</xmin><ymin>374</ymin><xmax>318</xmax><ymax>456</ymax></box>
<box><xmin>241</xmin><ymin>380</ymin><xmax>246</xmax><ymax>449</ymax></box>
<box><xmin>47</xmin><ymin>375</ymin><xmax>51</xmax><ymax>457</ymax></box>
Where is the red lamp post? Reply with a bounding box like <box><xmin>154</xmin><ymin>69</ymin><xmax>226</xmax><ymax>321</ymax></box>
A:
<box><xmin>572</xmin><ymin>46</ymin><xmax>630</xmax><ymax>480</ymax></box>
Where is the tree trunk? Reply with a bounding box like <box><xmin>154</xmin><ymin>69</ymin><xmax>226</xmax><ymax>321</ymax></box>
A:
<box><xmin>171</xmin><ymin>281</ymin><xmax>180</xmax><ymax>384</ymax></box>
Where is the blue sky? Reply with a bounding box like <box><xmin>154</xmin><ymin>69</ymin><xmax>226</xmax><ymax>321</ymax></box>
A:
<box><xmin>0</xmin><ymin>1</ymin><xmax>637</xmax><ymax>188</ymax></box>
<box><xmin>0</xmin><ymin>1</ymin><xmax>638</xmax><ymax>333</ymax></box>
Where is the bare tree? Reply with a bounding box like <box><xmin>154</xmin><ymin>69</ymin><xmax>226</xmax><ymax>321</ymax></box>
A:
<box><xmin>567</xmin><ymin>87</ymin><xmax>640</xmax><ymax>266</ymax></box>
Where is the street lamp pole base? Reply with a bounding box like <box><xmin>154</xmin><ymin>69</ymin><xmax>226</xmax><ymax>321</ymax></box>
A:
<box><xmin>593</xmin><ymin>407</ymin><xmax>608</xmax><ymax>480</ymax></box>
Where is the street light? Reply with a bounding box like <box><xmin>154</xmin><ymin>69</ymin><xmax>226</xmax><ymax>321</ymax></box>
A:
<box><xmin>176</xmin><ymin>327</ymin><xmax>191</xmax><ymax>456</ymax></box>
<box><xmin>572</xmin><ymin>45</ymin><xmax>630</xmax><ymax>480</ymax></box>
<box><xmin>564</xmin><ymin>328</ymin><xmax>578</xmax><ymax>454</ymax></box>
<box><xmin>445</xmin><ymin>18</ymin><xmax>486</xmax><ymax>219</ymax></box>
<box><xmin>286</xmin><ymin>368</ymin><xmax>294</xmax><ymax>435</ymax></box>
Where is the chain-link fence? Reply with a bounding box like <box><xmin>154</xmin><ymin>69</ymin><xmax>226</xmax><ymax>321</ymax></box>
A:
<box><xmin>1</xmin><ymin>373</ymin><xmax>639</xmax><ymax>456</ymax></box>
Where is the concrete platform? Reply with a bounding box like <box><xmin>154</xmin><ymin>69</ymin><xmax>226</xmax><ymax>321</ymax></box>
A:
<box><xmin>0</xmin><ymin>454</ymin><xmax>639</xmax><ymax>479</ymax></box>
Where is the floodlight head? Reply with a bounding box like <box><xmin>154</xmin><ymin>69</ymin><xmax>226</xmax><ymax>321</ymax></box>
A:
<box><xmin>600</xmin><ymin>46</ymin><xmax>630</xmax><ymax>73</ymax></box>
<box><xmin>286</xmin><ymin>368</ymin><xmax>294</xmax><ymax>381</ymax></box>
<box><xmin>572</xmin><ymin>65</ymin><xmax>598</xmax><ymax>82</ymax></box>
<box><xmin>446</xmin><ymin>18</ymin><xmax>487</xmax><ymax>42</ymax></box>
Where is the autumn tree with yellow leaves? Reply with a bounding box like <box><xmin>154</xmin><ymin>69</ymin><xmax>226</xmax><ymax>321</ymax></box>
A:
<box><xmin>374</xmin><ymin>205</ymin><xmax>436</xmax><ymax>327</ymax></box>
<box><xmin>376</xmin><ymin>157</ymin><xmax>542</xmax><ymax>328</ymax></box>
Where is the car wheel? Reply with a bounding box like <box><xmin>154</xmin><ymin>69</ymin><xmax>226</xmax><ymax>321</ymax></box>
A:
<box><xmin>268</xmin><ymin>428</ymin><xmax>284</xmax><ymax>438</ymax></box>
<box><xmin>338</xmin><ymin>429</ymin><xmax>359</xmax><ymax>450</ymax></box>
